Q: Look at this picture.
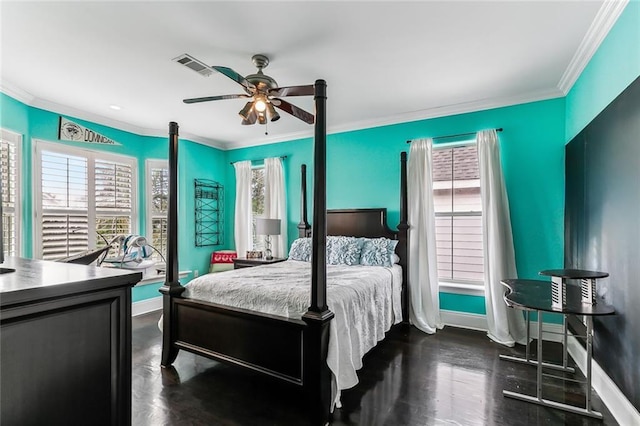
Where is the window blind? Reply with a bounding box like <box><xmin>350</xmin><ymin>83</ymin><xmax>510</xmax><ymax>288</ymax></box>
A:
<box><xmin>1</xmin><ymin>137</ymin><xmax>18</xmax><ymax>256</ymax></box>
<box><xmin>433</xmin><ymin>144</ymin><xmax>484</xmax><ymax>283</ymax></box>
<box><xmin>148</xmin><ymin>165</ymin><xmax>168</xmax><ymax>261</ymax></box>
<box><xmin>37</xmin><ymin>144</ymin><xmax>136</xmax><ymax>260</ymax></box>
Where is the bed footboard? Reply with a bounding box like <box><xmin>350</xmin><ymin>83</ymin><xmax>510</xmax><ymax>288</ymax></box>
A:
<box><xmin>173</xmin><ymin>298</ymin><xmax>306</xmax><ymax>384</ymax></box>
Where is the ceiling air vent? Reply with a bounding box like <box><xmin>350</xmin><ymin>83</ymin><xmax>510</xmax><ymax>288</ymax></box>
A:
<box><xmin>173</xmin><ymin>54</ymin><xmax>213</xmax><ymax>77</ymax></box>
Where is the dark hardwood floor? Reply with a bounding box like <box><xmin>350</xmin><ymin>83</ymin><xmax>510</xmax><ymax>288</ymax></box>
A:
<box><xmin>133</xmin><ymin>311</ymin><xmax>618</xmax><ymax>425</ymax></box>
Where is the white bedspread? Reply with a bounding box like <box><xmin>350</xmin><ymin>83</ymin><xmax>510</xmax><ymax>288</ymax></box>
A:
<box><xmin>182</xmin><ymin>259</ymin><xmax>403</xmax><ymax>407</ymax></box>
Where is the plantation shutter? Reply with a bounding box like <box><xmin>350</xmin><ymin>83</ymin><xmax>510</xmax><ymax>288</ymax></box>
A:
<box><xmin>37</xmin><ymin>143</ymin><xmax>136</xmax><ymax>260</ymax></box>
<box><xmin>95</xmin><ymin>159</ymin><xmax>133</xmax><ymax>247</ymax></box>
<box><xmin>1</xmin><ymin>137</ymin><xmax>18</xmax><ymax>256</ymax></box>
<box><xmin>40</xmin><ymin>151</ymin><xmax>89</xmax><ymax>260</ymax></box>
<box><xmin>149</xmin><ymin>165</ymin><xmax>168</xmax><ymax>261</ymax></box>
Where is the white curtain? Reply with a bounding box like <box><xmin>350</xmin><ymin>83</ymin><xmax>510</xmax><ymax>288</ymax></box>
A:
<box><xmin>408</xmin><ymin>138</ymin><xmax>443</xmax><ymax>334</ymax></box>
<box><xmin>234</xmin><ymin>160</ymin><xmax>253</xmax><ymax>257</ymax></box>
<box><xmin>477</xmin><ymin>129</ymin><xmax>526</xmax><ymax>346</ymax></box>
<box><xmin>264</xmin><ymin>157</ymin><xmax>287</xmax><ymax>258</ymax></box>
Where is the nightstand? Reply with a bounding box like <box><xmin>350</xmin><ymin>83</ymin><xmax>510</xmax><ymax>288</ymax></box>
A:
<box><xmin>233</xmin><ymin>257</ymin><xmax>287</xmax><ymax>269</ymax></box>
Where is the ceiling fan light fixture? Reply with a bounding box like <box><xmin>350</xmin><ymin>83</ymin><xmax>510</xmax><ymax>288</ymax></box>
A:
<box><xmin>254</xmin><ymin>97</ymin><xmax>267</xmax><ymax>113</ymax></box>
<box><xmin>238</xmin><ymin>101</ymin><xmax>254</xmax><ymax>120</ymax></box>
<box><xmin>266</xmin><ymin>103</ymin><xmax>280</xmax><ymax>122</ymax></box>
<box><xmin>257</xmin><ymin>112</ymin><xmax>267</xmax><ymax>125</ymax></box>
<box><xmin>241</xmin><ymin>109</ymin><xmax>258</xmax><ymax>125</ymax></box>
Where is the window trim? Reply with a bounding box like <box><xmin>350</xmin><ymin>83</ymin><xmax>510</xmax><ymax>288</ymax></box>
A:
<box><xmin>433</xmin><ymin>139</ymin><xmax>485</xmax><ymax>295</ymax></box>
<box><xmin>1</xmin><ymin>128</ymin><xmax>22</xmax><ymax>257</ymax></box>
<box><xmin>33</xmin><ymin>139</ymin><xmax>138</xmax><ymax>259</ymax></box>
<box><xmin>145</xmin><ymin>158</ymin><xmax>168</xmax><ymax>264</ymax></box>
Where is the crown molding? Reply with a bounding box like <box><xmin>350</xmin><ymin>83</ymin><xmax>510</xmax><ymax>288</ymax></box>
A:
<box><xmin>221</xmin><ymin>128</ymin><xmax>314</xmax><ymax>150</ymax></box>
<box><xmin>0</xmin><ymin>81</ymin><xmax>36</xmax><ymax>104</ymax></box>
<box><xmin>0</xmin><ymin>86</ymin><xmax>227</xmax><ymax>150</ymax></box>
<box><xmin>227</xmin><ymin>87</ymin><xmax>565</xmax><ymax>151</ymax></box>
<box><xmin>557</xmin><ymin>0</ymin><xmax>629</xmax><ymax>95</ymax></box>
<box><xmin>329</xmin><ymin>88</ymin><xmax>565</xmax><ymax>136</ymax></box>
<box><xmin>4</xmin><ymin>84</ymin><xmax>564</xmax><ymax>152</ymax></box>
<box><xmin>29</xmin><ymin>97</ymin><xmax>228</xmax><ymax>150</ymax></box>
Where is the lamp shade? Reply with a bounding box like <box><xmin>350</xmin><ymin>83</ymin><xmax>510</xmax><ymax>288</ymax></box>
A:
<box><xmin>256</xmin><ymin>218</ymin><xmax>281</xmax><ymax>236</ymax></box>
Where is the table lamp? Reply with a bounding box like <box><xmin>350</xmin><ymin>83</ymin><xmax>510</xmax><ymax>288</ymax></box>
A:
<box><xmin>256</xmin><ymin>218</ymin><xmax>281</xmax><ymax>260</ymax></box>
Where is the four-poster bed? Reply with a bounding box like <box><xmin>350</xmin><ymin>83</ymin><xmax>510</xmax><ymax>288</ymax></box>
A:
<box><xmin>160</xmin><ymin>80</ymin><xmax>409</xmax><ymax>424</ymax></box>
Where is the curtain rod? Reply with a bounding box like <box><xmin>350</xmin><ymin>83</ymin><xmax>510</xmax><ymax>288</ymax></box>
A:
<box><xmin>230</xmin><ymin>155</ymin><xmax>287</xmax><ymax>165</ymax></box>
<box><xmin>406</xmin><ymin>128</ymin><xmax>503</xmax><ymax>144</ymax></box>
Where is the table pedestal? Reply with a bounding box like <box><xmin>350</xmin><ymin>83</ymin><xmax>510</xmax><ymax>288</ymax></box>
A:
<box><xmin>502</xmin><ymin>313</ymin><xmax>601</xmax><ymax>418</ymax></box>
<box><xmin>500</xmin><ymin>278</ymin><xmax>614</xmax><ymax>419</ymax></box>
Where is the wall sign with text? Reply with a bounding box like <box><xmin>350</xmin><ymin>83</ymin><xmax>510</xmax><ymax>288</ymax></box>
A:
<box><xmin>58</xmin><ymin>117</ymin><xmax>121</xmax><ymax>146</ymax></box>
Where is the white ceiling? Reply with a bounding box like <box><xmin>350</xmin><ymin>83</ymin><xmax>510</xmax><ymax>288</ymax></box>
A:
<box><xmin>0</xmin><ymin>1</ymin><xmax>619</xmax><ymax>150</ymax></box>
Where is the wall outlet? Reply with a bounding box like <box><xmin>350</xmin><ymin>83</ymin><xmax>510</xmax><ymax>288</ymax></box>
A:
<box><xmin>193</xmin><ymin>270</ymin><xmax>199</xmax><ymax>278</ymax></box>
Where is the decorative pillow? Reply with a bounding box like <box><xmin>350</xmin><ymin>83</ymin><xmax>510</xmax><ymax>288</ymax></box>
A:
<box><xmin>209</xmin><ymin>250</ymin><xmax>237</xmax><ymax>273</ymax></box>
<box><xmin>327</xmin><ymin>236</ymin><xmax>363</xmax><ymax>265</ymax></box>
<box><xmin>289</xmin><ymin>238</ymin><xmax>312</xmax><ymax>262</ymax></box>
<box><xmin>360</xmin><ymin>237</ymin><xmax>398</xmax><ymax>267</ymax></box>
<box><xmin>390</xmin><ymin>253</ymin><xmax>401</xmax><ymax>264</ymax></box>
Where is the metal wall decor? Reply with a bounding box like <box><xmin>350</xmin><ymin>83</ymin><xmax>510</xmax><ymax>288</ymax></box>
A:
<box><xmin>194</xmin><ymin>179</ymin><xmax>223</xmax><ymax>246</ymax></box>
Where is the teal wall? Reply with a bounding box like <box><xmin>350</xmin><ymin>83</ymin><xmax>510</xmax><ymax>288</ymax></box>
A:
<box><xmin>565</xmin><ymin>1</ymin><xmax>640</xmax><ymax>141</ymax></box>
<box><xmin>228</xmin><ymin>98</ymin><xmax>567</xmax><ymax>282</ymax></box>
<box><xmin>0</xmin><ymin>93</ymin><xmax>227</xmax><ymax>302</ymax></box>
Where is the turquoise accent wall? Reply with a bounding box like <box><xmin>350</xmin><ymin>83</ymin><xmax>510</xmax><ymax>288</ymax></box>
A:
<box><xmin>440</xmin><ymin>293</ymin><xmax>485</xmax><ymax>315</ymax></box>
<box><xmin>0</xmin><ymin>95</ymin><xmax>32</xmax><ymax>248</ymax></box>
<box><xmin>226</xmin><ymin>138</ymin><xmax>313</xmax><ymax>247</ymax></box>
<box><xmin>178</xmin><ymin>138</ymin><xmax>229</xmax><ymax>275</ymax></box>
<box><xmin>0</xmin><ymin>93</ymin><xmax>227</xmax><ymax>302</ymax></box>
<box><xmin>565</xmin><ymin>1</ymin><xmax>640</xmax><ymax>141</ymax></box>
<box><xmin>133</xmin><ymin>282</ymin><xmax>164</xmax><ymax>303</ymax></box>
<box><xmin>228</xmin><ymin>98</ymin><xmax>567</xmax><ymax>282</ymax></box>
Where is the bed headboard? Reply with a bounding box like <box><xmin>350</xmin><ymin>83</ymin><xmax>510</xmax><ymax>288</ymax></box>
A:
<box><xmin>327</xmin><ymin>208</ymin><xmax>397</xmax><ymax>240</ymax></box>
<box><xmin>297</xmin><ymin>154</ymin><xmax>409</xmax><ymax>322</ymax></box>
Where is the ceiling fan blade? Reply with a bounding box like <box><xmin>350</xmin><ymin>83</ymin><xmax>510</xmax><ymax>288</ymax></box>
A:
<box><xmin>212</xmin><ymin>66</ymin><xmax>255</xmax><ymax>94</ymax></box>
<box><xmin>268</xmin><ymin>85</ymin><xmax>314</xmax><ymax>98</ymax></box>
<box><xmin>183</xmin><ymin>94</ymin><xmax>249</xmax><ymax>104</ymax></box>
<box><xmin>273</xmin><ymin>99</ymin><xmax>315</xmax><ymax>124</ymax></box>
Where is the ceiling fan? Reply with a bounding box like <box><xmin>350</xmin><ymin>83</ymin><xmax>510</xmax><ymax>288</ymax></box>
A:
<box><xmin>176</xmin><ymin>53</ymin><xmax>314</xmax><ymax>125</ymax></box>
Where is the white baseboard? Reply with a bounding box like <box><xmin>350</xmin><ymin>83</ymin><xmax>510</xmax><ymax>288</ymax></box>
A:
<box><xmin>132</xmin><ymin>296</ymin><xmax>162</xmax><ymax>317</ymax></box>
<box><xmin>567</xmin><ymin>334</ymin><xmax>640</xmax><ymax>426</ymax></box>
<box><xmin>441</xmin><ymin>309</ymin><xmax>488</xmax><ymax>331</ymax></box>
<box><xmin>441</xmin><ymin>310</ymin><xmax>565</xmax><ymax>342</ymax></box>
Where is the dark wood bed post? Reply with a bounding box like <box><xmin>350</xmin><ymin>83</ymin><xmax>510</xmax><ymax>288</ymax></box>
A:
<box><xmin>302</xmin><ymin>79</ymin><xmax>334</xmax><ymax>425</ymax></box>
<box><xmin>298</xmin><ymin>164</ymin><xmax>311</xmax><ymax>237</ymax></box>
<box><xmin>160</xmin><ymin>121</ymin><xmax>185</xmax><ymax>367</ymax></box>
<box><xmin>398</xmin><ymin>151</ymin><xmax>409</xmax><ymax>322</ymax></box>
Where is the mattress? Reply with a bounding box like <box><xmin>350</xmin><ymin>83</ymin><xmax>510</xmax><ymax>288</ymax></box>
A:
<box><xmin>181</xmin><ymin>259</ymin><xmax>403</xmax><ymax>407</ymax></box>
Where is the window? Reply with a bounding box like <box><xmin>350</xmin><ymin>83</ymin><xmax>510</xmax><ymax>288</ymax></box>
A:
<box><xmin>433</xmin><ymin>142</ymin><xmax>484</xmax><ymax>285</ymax></box>
<box><xmin>146</xmin><ymin>160</ymin><xmax>168</xmax><ymax>263</ymax></box>
<box><xmin>1</xmin><ymin>129</ymin><xmax>21</xmax><ymax>257</ymax></box>
<box><xmin>251</xmin><ymin>166</ymin><xmax>265</xmax><ymax>250</ymax></box>
<box><xmin>34</xmin><ymin>141</ymin><xmax>137</xmax><ymax>261</ymax></box>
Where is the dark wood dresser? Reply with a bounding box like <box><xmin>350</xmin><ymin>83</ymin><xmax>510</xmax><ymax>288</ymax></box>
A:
<box><xmin>0</xmin><ymin>257</ymin><xmax>142</xmax><ymax>426</ymax></box>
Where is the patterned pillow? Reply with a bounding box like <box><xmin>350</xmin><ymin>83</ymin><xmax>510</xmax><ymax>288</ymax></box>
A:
<box><xmin>289</xmin><ymin>238</ymin><xmax>312</xmax><ymax>262</ymax></box>
<box><xmin>360</xmin><ymin>237</ymin><xmax>398</xmax><ymax>267</ymax></box>
<box><xmin>327</xmin><ymin>236</ymin><xmax>363</xmax><ymax>265</ymax></box>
